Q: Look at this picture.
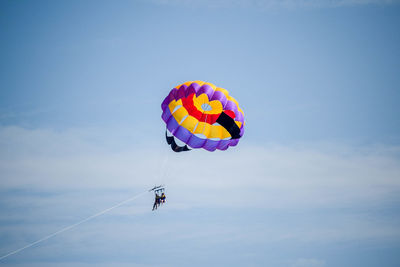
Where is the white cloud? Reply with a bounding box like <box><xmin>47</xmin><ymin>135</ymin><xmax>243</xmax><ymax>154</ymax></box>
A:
<box><xmin>1</xmin><ymin>126</ymin><xmax>400</xmax><ymax>208</ymax></box>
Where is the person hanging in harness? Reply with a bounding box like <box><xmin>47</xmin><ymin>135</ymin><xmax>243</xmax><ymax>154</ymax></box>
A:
<box><xmin>160</xmin><ymin>192</ymin><xmax>166</xmax><ymax>204</ymax></box>
<box><xmin>152</xmin><ymin>193</ymin><xmax>161</xmax><ymax>210</ymax></box>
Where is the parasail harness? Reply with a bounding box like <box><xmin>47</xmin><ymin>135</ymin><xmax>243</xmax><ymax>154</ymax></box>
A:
<box><xmin>150</xmin><ymin>185</ymin><xmax>166</xmax><ymax>211</ymax></box>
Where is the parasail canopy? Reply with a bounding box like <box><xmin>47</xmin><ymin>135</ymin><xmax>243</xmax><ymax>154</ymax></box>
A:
<box><xmin>161</xmin><ymin>81</ymin><xmax>245</xmax><ymax>152</ymax></box>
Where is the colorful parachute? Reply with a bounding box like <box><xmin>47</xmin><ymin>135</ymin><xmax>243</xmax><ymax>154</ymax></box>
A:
<box><xmin>161</xmin><ymin>81</ymin><xmax>245</xmax><ymax>152</ymax></box>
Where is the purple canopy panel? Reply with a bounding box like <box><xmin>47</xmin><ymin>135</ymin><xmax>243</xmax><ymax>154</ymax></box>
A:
<box><xmin>165</xmin><ymin>113</ymin><xmax>180</xmax><ymax>135</ymax></box>
<box><xmin>161</xmin><ymin>105</ymin><xmax>172</xmax><ymax>123</ymax></box>
<box><xmin>170</xmin><ymin>88</ymin><xmax>179</xmax><ymax>99</ymax></box>
<box><xmin>236</xmin><ymin>111</ymin><xmax>244</xmax><ymax>124</ymax></box>
<box><xmin>203</xmin><ymin>139</ymin><xmax>219</xmax><ymax>151</ymax></box>
<box><xmin>178</xmin><ymin>84</ymin><xmax>188</xmax><ymax>90</ymax></box>
<box><xmin>197</xmin><ymin>84</ymin><xmax>214</xmax><ymax>99</ymax></box>
<box><xmin>217</xmin><ymin>139</ymin><xmax>231</xmax><ymax>150</ymax></box>
<box><xmin>185</xmin><ymin>82</ymin><xmax>201</xmax><ymax>98</ymax></box>
<box><xmin>173</xmin><ymin>125</ymin><xmax>192</xmax><ymax>144</ymax></box>
<box><xmin>210</xmin><ymin>90</ymin><xmax>228</xmax><ymax>108</ymax></box>
<box><xmin>230</xmin><ymin>138</ymin><xmax>239</xmax><ymax>147</ymax></box>
<box><xmin>225</xmin><ymin>100</ymin><xmax>240</xmax><ymax>118</ymax></box>
<box><xmin>187</xmin><ymin>134</ymin><xmax>207</xmax><ymax>148</ymax></box>
<box><xmin>176</xmin><ymin>86</ymin><xmax>186</xmax><ymax>99</ymax></box>
<box><xmin>240</xmin><ymin>126</ymin><xmax>245</xmax><ymax>137</ymax></box>
<box><xmin>161</xmin><ymin>91</ymin><xmax>175</xmax><ymax>110</ymax></box>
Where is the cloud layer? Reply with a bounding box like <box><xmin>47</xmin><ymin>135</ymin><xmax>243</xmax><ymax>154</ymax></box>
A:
<box><xmin>1</xmin><ymin>126</ymin><xmax>400</xmax><ymax>266</ymax></box>
<box><xmin>1</xmin><ymin>126</ymin><xmax>399</xmax><ymax>207</ymax></box>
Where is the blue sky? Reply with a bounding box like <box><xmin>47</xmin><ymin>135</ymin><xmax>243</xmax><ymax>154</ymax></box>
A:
<box><xmin>1</xmin><ymin>0</ymin><xmax>400</xmax><ymax>266</ymax></box>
